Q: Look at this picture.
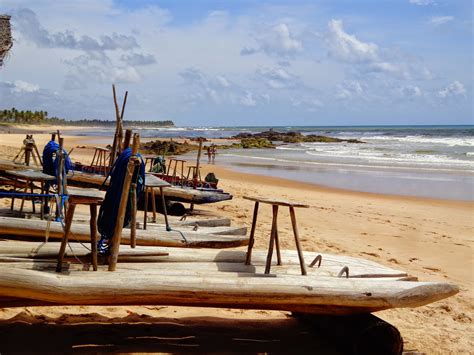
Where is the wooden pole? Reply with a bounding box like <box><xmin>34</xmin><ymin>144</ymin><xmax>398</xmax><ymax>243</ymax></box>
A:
<box><xmin>193</xmin><ymin>139</ymin><xmax>203</xmax><ymax>189</ymax></box>
<box><xmin>123</xmin><ymin>129</ymin><xmax>132</xmax><ymax>150</ymax></box>
<box><xmin>108</xmin><ymin>133</ymin><xmax>140</xmax><ymax>271</ymax></box>
<box><xmin>55</xmin><ymin>203</ymin><xmax>76</xmax><ymax>272</ymax></box>
<box><xmin>109</xmin><ymin>84</ymin><xmax>121</xmax><ymax>167</ymax></box>
<box><xmin>118</xmin><ymin>91</ymin><xmax>128</xmax><ymax>154</ymax></box>
<box><xmin>245</xmin><ymin>201</ymin><xmax>259</xmax><ymax>265</ymax></box>
<box><xmin>264</xmin><ymin>204</ymin><xmax>279</xmax><ymax>274</ymax></box>
<box><xmin>33</xmin><ymin>141</ymin><xmax>43</xmax><ymax>166</ymax></box>
<box><xmin>190</xmin><ymin>138</ymin><xmax>203</xmax><ymax>211</ymax></box>
<box><xmin>130</xmin><ymin>182</ymin><xmax>137</xmax><ymax>248</ymax></box>
<box><xmin>89</xmin><ymin>204</ymin><xmax>98</xmax><ymax>271</ymax></box>
<box><xmin>56</xmin><ymin>138</ymin><xmax>65</xmax><ymax>220</ymax></box>
<box><xmin>289</xmin><ymin>206</ymin><xmax>307</xmax><ymax>276</ymax></box>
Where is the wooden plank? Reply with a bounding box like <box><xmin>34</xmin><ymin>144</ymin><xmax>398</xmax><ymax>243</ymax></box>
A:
<box><xmin>141</xmin><ymin>223</ymin><xmax>247</xmax><ymax>236</ymax></box>
<box><xmin>178</xmin><ymin>217</ymin><xmax>231</xmax><ymax>227</ymax></box>
<box><xmin>243</xmin><ymin>196</ymin><xmax>309</xmax><ymax>208</ymax></box>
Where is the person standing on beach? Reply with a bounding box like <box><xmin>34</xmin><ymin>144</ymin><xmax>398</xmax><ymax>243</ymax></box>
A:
<box><xmin>207</xmin><ymin>146</ymin><xmax>212</xmax><ymax>162</ymax></box>
<box><xmin>211</xmin><ymin>145</ymin><xmax>217</xmax><ymax>162</ymax></box>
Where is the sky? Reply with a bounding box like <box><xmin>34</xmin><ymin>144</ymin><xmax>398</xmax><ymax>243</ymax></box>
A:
<box><xmin>0</xmin><ymin>0</ymin><xmax>472</xmax><ymax>126</ymax></box>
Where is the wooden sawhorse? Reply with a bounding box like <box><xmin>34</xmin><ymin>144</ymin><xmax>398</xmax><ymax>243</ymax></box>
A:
<box><xmin>56</xmin><ymin>188</ymin><xmax>105</xmax><ymax>272</ymax></box>
<box><xmin>243</xmin><ymin>196</ymin><xmax>310</xmax><ymax>275</ymax></box>
<box><xmin>143</xmin><ymin>173</ymin><xmax>171</xmax><ymax>230</ymax></box>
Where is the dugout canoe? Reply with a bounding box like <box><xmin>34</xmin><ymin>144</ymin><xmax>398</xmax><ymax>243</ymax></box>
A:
<box><xmin>68</xmin><ymin>171</ymin><xmax>232</xmax><ymax>204</ymax></box>
<box><xmin>0</xmin><ymin>262</ymin><xmax>458</xmax><ymax>314</ymax></box>
<box><xmin>0</xmin><ymin>216</ymin><xmax>248</xmax><ymax>248</ymax></box>
<box><xmin>0</xmin><ymin>241</ymin><xmax>459</xmax><ymax>314</ymax></box>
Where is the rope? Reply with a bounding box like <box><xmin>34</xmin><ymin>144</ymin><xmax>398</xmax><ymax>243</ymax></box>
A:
<box><xmin>0</xmin><ymin>192</ymin><xmax>67</xmax><ymax>198</ymax></box>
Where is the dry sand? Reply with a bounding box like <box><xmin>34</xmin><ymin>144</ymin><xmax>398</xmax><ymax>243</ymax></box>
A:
<box><xmin>0</xmin><ymin>127</ymin><xmax>473</xmax><ymax>353</ymax></box>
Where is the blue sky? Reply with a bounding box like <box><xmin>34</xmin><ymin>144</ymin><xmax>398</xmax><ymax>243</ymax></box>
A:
<box><xmin>0</xmin><ymin>0</ymin><xmax>472</xmax><ymax>126</ymax></box>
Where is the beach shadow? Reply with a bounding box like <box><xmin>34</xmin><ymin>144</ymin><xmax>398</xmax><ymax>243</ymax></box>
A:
<box><xmin>0</xmin><ymin>313</ymin><xmax>343</xmax><ymax>354</ymax></box>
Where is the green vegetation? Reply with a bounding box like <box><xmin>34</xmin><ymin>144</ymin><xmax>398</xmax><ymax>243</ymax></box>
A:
<box><xmin>0</xmin><ymin>107</ymin><xmax>174</xmax><ymax>127</ymax></box>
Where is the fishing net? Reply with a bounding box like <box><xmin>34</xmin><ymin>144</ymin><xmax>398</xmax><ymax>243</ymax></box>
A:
<box><xmin>0</xmin><ymin>15</ymin><xmax>13</xmax><ymax>67</ymax></box>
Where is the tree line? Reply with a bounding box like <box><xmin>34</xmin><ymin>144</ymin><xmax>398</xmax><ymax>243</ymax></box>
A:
<box><xmin>0</xmin><ymin>108</ymin><xmax>174</xmax><ymax>127</ymax></box>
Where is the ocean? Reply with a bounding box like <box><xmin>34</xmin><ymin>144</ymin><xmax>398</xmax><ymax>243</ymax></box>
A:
<box><xmin>73</xmin><ymin>125</ymin><xmax>474</xmax><ymax>201</ymax></box>
<box><xmin>180</xmin><ymin>125</ymin><xmax>474</xmax><ymax>201</ymax></box>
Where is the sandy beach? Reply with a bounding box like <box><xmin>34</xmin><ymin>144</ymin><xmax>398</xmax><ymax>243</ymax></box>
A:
<box><xmin>0</xmin><ymin>127</ymin><xmax>472</xmax><ymax>353</ymax></box>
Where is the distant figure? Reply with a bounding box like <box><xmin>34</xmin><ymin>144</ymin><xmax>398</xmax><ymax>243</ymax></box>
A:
<box><xmin>211</xmin><ymin>145</ymin><xmax>217</xmax><ymax>162</ymax></box>
<box><xmin>207</xmin><ymin>146</ymin><xmax>212</xmax><ymax>162</ymax></box>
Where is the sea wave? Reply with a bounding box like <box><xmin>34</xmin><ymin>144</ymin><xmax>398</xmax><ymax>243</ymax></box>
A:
<box><xmin>220</xmin><ymin>153</ymin><xmax>474</xmax><ymax>173</ymax></box>
<box><xmin>361</xmin><ymin>135</ymin><xmax>474</xmax><ymax>147</ymax></box>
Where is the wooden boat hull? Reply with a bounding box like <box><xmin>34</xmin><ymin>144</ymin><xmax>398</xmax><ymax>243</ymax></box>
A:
<box><xmin>68</xmin><ymin>171</ymin><xmax>232</xmax><ymax>204</ymax></box>
<box><xmin>0</xmin><ymin>240</ymin><xmax>459</xmax><ymax>314</ymax></box>
<box><xmin>0</xmin><ymin>217</ymin><xmax>248</xmax><ymax>248</ymax></box>
<box><xmin>0</xmin><ymin>265</ymin><xmax>458</xmax><ymax>315</ymax></box>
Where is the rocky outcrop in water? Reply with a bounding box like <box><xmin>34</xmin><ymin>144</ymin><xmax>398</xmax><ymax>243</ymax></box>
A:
<box><xmin>232</xmin><ymin>130</ymin><xmax>364</xmax><ymax>144</ymax></box>
<box><xmin>140</xmin><ymin>140</ymin><xmax>198</xmax><ymax>155</ymax></box>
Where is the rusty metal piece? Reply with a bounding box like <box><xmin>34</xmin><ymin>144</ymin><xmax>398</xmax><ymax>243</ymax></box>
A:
<box><xmin>338</xmin><ymin>266</ymin><xmax>349</xmax><ymax>278</ymax></box>
<box><xmin>309</xmin><ymin>254</ymin><xmax>322</xmax><ymax>268</ymax></box>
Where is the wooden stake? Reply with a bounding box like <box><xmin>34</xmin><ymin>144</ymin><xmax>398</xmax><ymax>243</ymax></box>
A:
<box><xmin>89</xmin><ymin>204</ymin><xmax>98</xmax><ymax>271</ymax></box>
<box><xmin>56</xmin><ymin>203</ymin><xmax>76</xmax><ymax>272</ymax></box>
<box><xmin>110</xmin><ymin>84</ymin><xmax>121</xmax><ymax>167</ymax></box>
<box><xmin>130</xmin><ymin>182</ymin><xmax>137</xmax><ymax>248</ymax></box>
<box><xmin>123</xmin><ymin>129</ymin><xmax>132</xmax><ymax>150</ymax></box>
<box><xmin>245</xmin><ymin>201</ymin><xmax>259</xmax><ymax>265</ymax></box>
<box><xmin>108</xmin><ymin>133</ymin><xmax>140</xmax><ymax>271</ymax></box>
<box><xmin>193</xmin><ymin>139</ymin><xmax>203</xmax><ymax>189</ymax></box>
<box><xmin>265</xmin><ymin>204</ymin><xmax>279</xmax><ymax>274</ymax></box>
<box><xmin>289</xmin><ymin>206</ymin><xmax>307</xmax><ymax>276</ymax></box>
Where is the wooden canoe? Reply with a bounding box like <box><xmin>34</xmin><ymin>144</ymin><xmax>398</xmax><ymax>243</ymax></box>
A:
<box><xmin>0</xmin><ymin>263</ymin><xmax>458</xmax><ymax>314</ymax></box>
<box><xmin>0</xmin><ymin>216</ymin><xmax>248</xmax><ymax>248</ymax></box>
<box><xmin>0</xmin><ymin>241</ymin><xmax>458</xmax><ymax>313</ymax></box>
<box><xmin>68</xmin><ymin>171</ymin><xmax>233</xmax><ymax>204</ymax></box>
<box><xmin>0</xmin><ymin>161</ymin><xmax>232</xmax><ymax>205</ymax></box>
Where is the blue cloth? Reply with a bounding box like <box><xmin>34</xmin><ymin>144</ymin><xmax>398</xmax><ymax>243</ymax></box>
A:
<box><xmin>97</xmin><ymin>148</ymin><xmax>145</xmax><ymax>254</ymax></box>
<box><xmin>42</xmin><ymin>140</ymin><xmax>73</xmax><ymax>180</ymax></box>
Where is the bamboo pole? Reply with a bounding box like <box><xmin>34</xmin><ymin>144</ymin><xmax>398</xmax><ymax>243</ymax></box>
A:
<box><xmin>108</xmin><ymin>133</ymin><xmax>140</xmax><ymax>271</ymax></box>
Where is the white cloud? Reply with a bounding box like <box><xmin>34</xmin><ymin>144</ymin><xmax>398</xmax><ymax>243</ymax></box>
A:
<box><xmin>397</xmin><ymin>85</ymin><xmax>422</xmax><ymax>98</ymax></box>
<box><xmin>438</xmin><ymin>81</ymin><xmax>466</xmax><ymax>98</ymax></box>
<box><xmin>121</xmin><ymin>53</ymin><xmax>157</xmax><ymax>66</ymax></box>
<box><xmin>409</xmin><ymin>0</ymin><xmax>434</xmax><ymax>5</ymax></box>
<box><xmin>216</xmin><ymin>76</ymin><xmax>231</xmax><ymax>88</ymax></box>
<box><xmin>255</xmin><ymin>66</ymin><xmax>302</xmax><ymax>90</ymax></box>
<box><xmin>429</xmin><ymin>16</ymin><xmax>454</xmax><ymax>26</ymax></box>
<box><xmin>240</xmin><ymin>91</ymin><xmax>257</xmax><ymax>106</ymax></box>
<box><xmin>241</xmin><ymin>23</ymin><xmax>302</xmax><ymax>57</ymax></box>
<box><xmin>12</xmin><ymin>80</ymin><xmax>40</xmax><ymax>93</ymax></box>
<box><xmin>335</xmin><ymin>80</ymin><xmax>364</xmax><ymax>100</ymax></box>
<box><xmin>291</xmin><ymin>97</ymin><xmax>324</xmax><ymax>111</ymax></box>
<box><xmin>327</xmin><ymin>19</ymin><xmax>378</xmax><ymax>63</ymax></box>
<box><xmin>111</xmin><ymin>67</ymin><xmax>140</xmax><ymax>83</ymax></box>
<box><xmin>14</xmin><ymin>8</ymin><xmax>138</xmax><ymax>51</ymax></box>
